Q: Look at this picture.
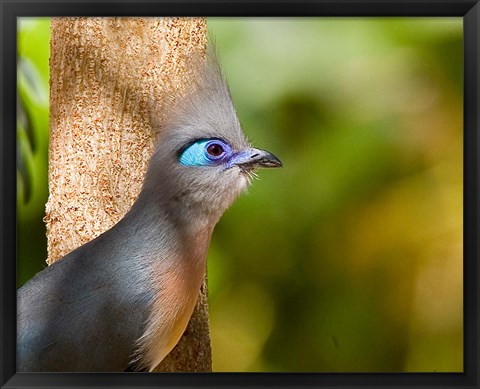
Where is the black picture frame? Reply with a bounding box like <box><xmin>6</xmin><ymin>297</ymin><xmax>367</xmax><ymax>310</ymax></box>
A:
<box><xmin>1</xmin><ymin>1</ymin><xmax>478</xmax><ymax>388</ymax></box>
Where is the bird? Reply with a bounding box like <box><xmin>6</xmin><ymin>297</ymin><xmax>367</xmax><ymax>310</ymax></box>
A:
<box><xmin>16</xmin><ymin>46</ymin><xmax>282</xmax><ymax>372</ymax></box>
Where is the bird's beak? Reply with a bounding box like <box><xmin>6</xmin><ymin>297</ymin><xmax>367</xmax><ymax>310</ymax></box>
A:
<box><xmin>227</xmin><ymin>148</ymin><xmax>283</xmax><ymax>170</ymax></box>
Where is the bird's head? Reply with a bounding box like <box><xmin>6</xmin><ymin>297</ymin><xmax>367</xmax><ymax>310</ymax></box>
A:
<box><xmin>142</xmin><ymin>46</ymin><xmax>282</xmax><ymax>228</ymax></box>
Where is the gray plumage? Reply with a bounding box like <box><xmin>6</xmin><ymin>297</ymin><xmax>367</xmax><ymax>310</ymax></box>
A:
<box><xmin>17</xmin><ymin>46</ymin><xmax>282</xmax><ymax>372</ymax></box>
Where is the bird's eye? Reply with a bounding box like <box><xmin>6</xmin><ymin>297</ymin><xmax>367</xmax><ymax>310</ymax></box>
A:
<box><xmin>206</xmin><ymin>143</ymin><xmax>224</xmax><ymax>158</ymax></box>
<box><xmin>179</xmin><ymin>138</ymin><xmax>231</xmax><ymax>167</ymax></box>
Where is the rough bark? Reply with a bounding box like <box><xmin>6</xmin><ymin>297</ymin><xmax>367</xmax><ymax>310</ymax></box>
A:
<box><xmin>46</xmin><ymin>17</ymin><xmax>211</xmax><ymax>372</ymax></box>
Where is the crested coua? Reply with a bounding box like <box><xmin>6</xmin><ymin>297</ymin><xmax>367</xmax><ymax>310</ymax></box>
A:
<box><xmin>17</xmin><ymin>47</ymin><xmax>282</xmax><ymax>372</ymax></box>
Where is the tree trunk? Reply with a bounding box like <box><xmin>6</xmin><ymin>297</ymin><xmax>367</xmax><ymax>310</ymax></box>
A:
<box><xmin>46</xmin><ymin>17</ymin><xmax>211</xmax><ymax>372</ymax></box>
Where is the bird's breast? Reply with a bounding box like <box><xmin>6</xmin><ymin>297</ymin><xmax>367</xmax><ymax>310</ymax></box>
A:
<box><xmin>134</xmin><ymin>228</ymin><xmax>211</xmax><ymax>371</ymax></box>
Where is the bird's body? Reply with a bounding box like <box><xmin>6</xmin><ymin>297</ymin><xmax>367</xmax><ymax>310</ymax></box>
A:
<box><xmin>18</xmin><ymin>193</ymin><xmax>210</xmax><ymax>371</ymax></box>
<box><xmin>17</xmin><ymin>46</ymin><xmax>281</xmax><ymax>372</ymax></box>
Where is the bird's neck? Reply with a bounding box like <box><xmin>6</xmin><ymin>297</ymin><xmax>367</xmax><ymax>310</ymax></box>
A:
<box><xmin>137</xmin><ymin>182</ymin><xmax>225</xmax><ymax>232</ymax></box>
<box><xmin>120</xmin><ymin>189</ymin><xmax>216</xmax><ymax>267</ymax></box>
<box><xmin>117</xmin><ymin>189</ymin><xmax>212</xmax><ymax>370</ymax></box>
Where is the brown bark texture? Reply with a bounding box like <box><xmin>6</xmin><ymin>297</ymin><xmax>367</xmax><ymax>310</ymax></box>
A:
<box><xmin>46</xmin><ymin>17</ymin><xmax>211</xmax><ymax>372</ymax></box>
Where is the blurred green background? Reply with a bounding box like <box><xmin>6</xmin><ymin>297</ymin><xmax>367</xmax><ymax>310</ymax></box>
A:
<box><xmin>17</xmin><ymin>17</ymin><xmax>463</xmax><ymax>372</ymax></box>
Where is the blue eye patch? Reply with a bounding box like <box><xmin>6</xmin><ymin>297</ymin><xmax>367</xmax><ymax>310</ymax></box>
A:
<box><xmin>179</xmin><ymin>139</ymin><xmax>232</xmax><ymax>167</ymax></box>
